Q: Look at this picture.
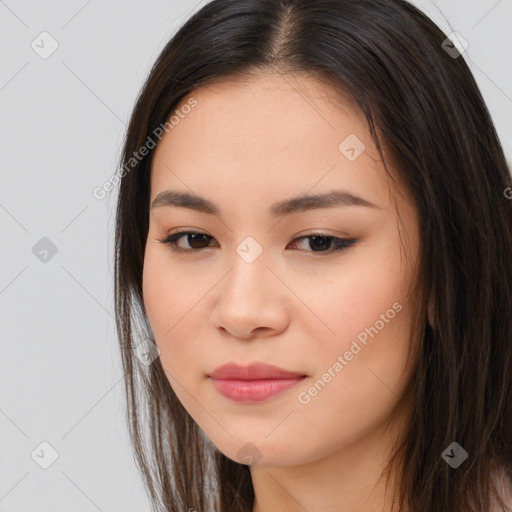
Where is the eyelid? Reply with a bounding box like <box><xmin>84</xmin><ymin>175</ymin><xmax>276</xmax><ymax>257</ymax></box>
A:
<box><xmin>157</xmin><ymin>229</ymin><xmax>358</xmax><ymax>255</ymax></box>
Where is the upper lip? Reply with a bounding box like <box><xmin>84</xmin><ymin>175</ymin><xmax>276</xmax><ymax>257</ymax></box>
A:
<box><xmin>208</xmin><ymin>362</ymin><xmax>307</xmax><ymax>380</ymax></box>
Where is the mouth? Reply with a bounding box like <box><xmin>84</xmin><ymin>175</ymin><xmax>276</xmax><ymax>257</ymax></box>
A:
<box><xmin>208</xmin><ymin>376</ymin><xmax>307</xmax><ymax>402</ymax></box>
<box><xmin>207</xmin><ymin>362</ymin><xmax>308</xmax><ymax>403</ymax></box>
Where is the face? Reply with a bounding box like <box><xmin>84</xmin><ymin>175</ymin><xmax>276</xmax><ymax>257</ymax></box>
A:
<box><xmin>142</xmin><ymin>72</ymin><xmax>421</xmax><ymax>467</ymax></box>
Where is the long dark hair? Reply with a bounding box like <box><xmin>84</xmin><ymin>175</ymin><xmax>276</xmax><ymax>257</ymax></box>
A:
<box><xmin>113</xmin><ymin>1</ymin><xmax>512</xmax><ymax>510</ymax></box>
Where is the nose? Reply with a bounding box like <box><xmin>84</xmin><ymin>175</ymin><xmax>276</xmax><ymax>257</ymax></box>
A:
<box><xmin>210</xmin><ymin>250</ymin><xmax>290</xmax><ymax>340</ymax></box>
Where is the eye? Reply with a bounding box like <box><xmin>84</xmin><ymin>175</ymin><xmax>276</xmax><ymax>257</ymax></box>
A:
<box><xmin>157</xmin><ymin>231</ymin><xmax>218</xmax><ymax>252</ymax></box>
<box><xmin>157</xmin><ymin>230</ymin><xmax>357</xmax><ymax>254</ymax></box>
<box><xmin>288</xmin><ymin>233</ymin><xmax>357</xmax><ymax>253</ymax></box>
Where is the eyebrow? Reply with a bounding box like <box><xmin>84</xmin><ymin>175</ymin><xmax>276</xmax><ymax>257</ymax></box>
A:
<box><xmin>150</xmin><ymin>188</ymin><xmax>379</xmax><ymax>216</ymax></box>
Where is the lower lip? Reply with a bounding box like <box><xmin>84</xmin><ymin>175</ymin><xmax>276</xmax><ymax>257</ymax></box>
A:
<box><xmin>209</xmin><ymin>377</ymin><xmax>305</xmax><ymax>402</ymax></box>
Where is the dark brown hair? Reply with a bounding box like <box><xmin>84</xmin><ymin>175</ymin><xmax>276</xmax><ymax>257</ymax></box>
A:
<box><xmin>113</xmin><ymin>1</ymin><xmax>512</xmax><ymax>510</ymax></box>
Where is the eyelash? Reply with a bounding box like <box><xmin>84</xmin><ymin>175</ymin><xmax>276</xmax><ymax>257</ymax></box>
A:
<box><xmin>157</xmin><ymin>230</ymin><xmax>357</xmax><ymax>255</ymax></box>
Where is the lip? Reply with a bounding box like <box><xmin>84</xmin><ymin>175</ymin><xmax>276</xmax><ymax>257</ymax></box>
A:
<box><xmin>207</xmin><ymin>362</ymin><xmax>307</xmax><ymax>403</ymax></box>
<box><xmin>208</xmin><ymin>362</ymin><xmax>307</xmax><ymax>380</ymax></box>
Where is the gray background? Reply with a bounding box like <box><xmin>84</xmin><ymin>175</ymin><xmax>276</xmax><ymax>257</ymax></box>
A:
<box><xmin>0</xmin><ymin>0</ymin><xmax>510</xmax><ymax>510</ymax></box>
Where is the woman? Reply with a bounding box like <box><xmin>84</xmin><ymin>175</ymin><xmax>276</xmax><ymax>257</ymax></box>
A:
<box><xmin>113</xmin><ymin>0</ymin><xmax>512</xmax><ymax>511</ymax></box>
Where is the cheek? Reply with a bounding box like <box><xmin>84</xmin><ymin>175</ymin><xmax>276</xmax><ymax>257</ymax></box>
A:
<box><xmin>304</xmin><ymin>251</ymin><xmax>409</xmax><ymax>354</ymax></box>
<box><xmin>142</xmin><ymin>250</ymin><xmax>174</xmax><ymax>337</ymax></box>
<box><xmin>142</xmin><ymin>248</ymin><xmax>185</xmax><ymax>365</ymax></box>
<box><xmin>291</xmin><ymin>280</ymin><xmax>415</xmax><ymax>463</ymax></box>
<box><xmin>298</xmin><ymin>238</ymin><xmax>416</xmax><ymax>402</ymax></box>
<box><xmin>141</xmin><ymin>245</ymin><xmax>214</xmax><ymax>375</ymax></box>
<box><xmin>142</xmin><ymin>245</ymin><xmax>202</xmax><ymax>335</ymax></box>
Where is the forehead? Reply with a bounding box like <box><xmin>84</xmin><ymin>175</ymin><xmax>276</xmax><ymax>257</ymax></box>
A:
<box><xmin>150</xmin><ymin>72</ymin><xmax>386</xmax><ymax>204</ymax></box>
<box><xmin>156</xmin><ymin>72</ymin><xmax>369</xmax><ymax>151</ymax></box>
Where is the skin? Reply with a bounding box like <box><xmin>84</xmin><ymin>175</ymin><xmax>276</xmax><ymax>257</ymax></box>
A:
<box><xmin>142</xmin><ymin>71</ymin><xmax>421</xmax><ymax>512</ymax></box>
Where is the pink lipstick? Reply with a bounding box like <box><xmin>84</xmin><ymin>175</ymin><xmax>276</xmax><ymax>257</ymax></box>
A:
<box><xmin>208</xmin><ymin>362</ymin><xmax>307</xmax><ymax>402</ymax></box>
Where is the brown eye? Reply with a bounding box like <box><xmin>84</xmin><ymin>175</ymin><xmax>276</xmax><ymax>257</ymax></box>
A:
<box><xmin>158</xmin><ymin>231</ymin><xmax>357</xmax><ymax>255</ymax></box>
<box><xmin>158</xmin><ymin>231</ymin><xmax>217</xmax><ymax>252</ymax></box>
<box><xmin>288</xmin><ymin>234</ymin><xmax>357</xmax><ymax>253</ymax></box>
